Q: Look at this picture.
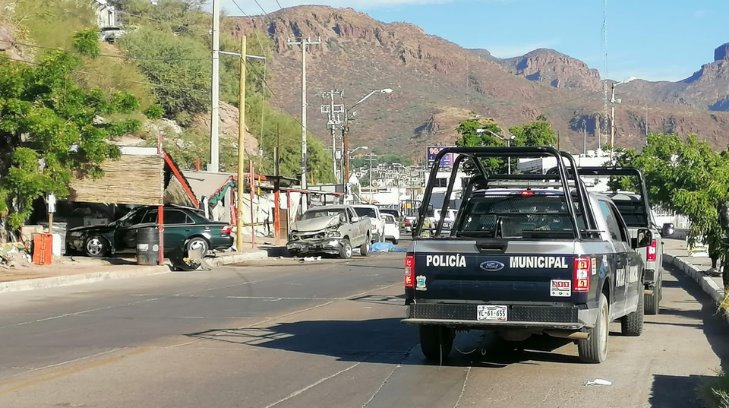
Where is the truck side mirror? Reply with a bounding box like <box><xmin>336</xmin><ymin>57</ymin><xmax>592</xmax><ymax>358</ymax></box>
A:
<box><xmin>662</xmin><ymin>223</ymin><xmax>674</xmax><ymax>237</ymax></box>
<box><xmin>351</xmin><ymin>216</ymin><xmax>360</xmax><ymax>223</ymax></box>
<box><xmin>632</xmin><ymin>228</ymin><xmax>653</xmax><ymax>248</ymax></box>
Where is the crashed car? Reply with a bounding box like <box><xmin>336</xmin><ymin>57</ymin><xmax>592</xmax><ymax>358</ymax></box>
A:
<box><xmin>287</xmin><ymin>205</ymin><xmax>371</xmax><ymax>259</ymax></box>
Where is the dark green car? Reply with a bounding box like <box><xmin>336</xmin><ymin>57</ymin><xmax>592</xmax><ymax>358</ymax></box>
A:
<box><xmin>66</xmin><ymin>205</ymin><xmax>234</xmax><ymax>257</ymax></box>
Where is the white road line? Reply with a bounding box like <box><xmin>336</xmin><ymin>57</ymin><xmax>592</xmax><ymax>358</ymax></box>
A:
<box><xmin>362</xmin><ymin>364</ymin><xmax>401</xmax><ymax>408</ymax></box>
<box><xmin>263</xmin><ymin>362</ymin><xmax>362</xmax><ymax>408</ymax></box>
<box><xmin>453</xmin><ymin>366</ymin><xmax>472</xmax><ymax>408</ymax></box>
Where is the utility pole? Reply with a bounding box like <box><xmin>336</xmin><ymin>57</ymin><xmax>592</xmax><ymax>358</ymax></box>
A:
<box><xmin>321</xmin><ymin>89</ymin><xmax>344</xmax><ymax>182</ymax></box>
<box><xmin>287</xmin><ymin>37</ymin><xmax>321</xmax><ymax>195</ymax></box>
<box><xmin>236</xmin><ymin>35</ymin><xmax>246</xmax><ymax>252</ymax></box>
<box><xmin>209</xmin><ymin>0</ymin><xmax>220</xmax><ymax>173</ymax></box>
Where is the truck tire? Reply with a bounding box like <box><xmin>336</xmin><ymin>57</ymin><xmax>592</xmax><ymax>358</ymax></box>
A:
<box><xmin>339</xmin><ymin>238</ymin><xmax>352</xmax><ymax>259</ymax></box>
<box><xmin>578</xmin><ymin>293</ymin><xmax>608</xmax><ymax>363</ymax></box>
<box><xmin>419</xmin><ymin>325</ymin><xmax>454</xmax><ymax>362</ymax></box>
<box><xmin>622</xmin><ymin>286</ymin><xmax>645</xmax><ymax>336</ymax></box>
<box><xmin>645</xmin><ymin>277</ymin><xmax>661</xmax><ymax>315</ymax></box>
<box><xmin>360</xmin><ymin>240</ymin><xmax>369</xmax><ymax>257</ymax></box>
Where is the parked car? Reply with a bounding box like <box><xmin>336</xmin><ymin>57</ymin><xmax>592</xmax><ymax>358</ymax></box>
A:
<box><xmin>382</xmin><ymin>213</ymin><xmax>401</xmax><ymax>244</ymax></box>
<box><xmin>351</xmin><ymin>204</ymin><xmax>385</xmax><ymax>243</ymax></box>
<box><xmin>66</xmin><ymin>205</ymin><xmax>234</xmax><ymax>257</ymax></box>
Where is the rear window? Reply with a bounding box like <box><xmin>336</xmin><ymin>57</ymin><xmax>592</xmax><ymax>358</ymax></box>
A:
<box><xmin>612</xmin><ymin>199</ymin><xmax>648</xmax><ymax>227</ymax></box>
<box><xmin>456</xmin><ymin>194</ymin><xmax>581</xmax><ymax>239</ymax></box>
<box><xmin>353</xmin><ymin>207</ymin><xmax>377</xmax><ymax>218</ymax></box>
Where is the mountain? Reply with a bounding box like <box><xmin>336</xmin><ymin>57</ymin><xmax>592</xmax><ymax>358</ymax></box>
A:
<box><xmin>231</xmin><ymin>6</ymin><xmax>729</xmax><ymax>159</ymax></box>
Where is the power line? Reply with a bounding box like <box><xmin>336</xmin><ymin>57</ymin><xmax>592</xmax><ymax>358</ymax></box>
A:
<box><xmin>274</xmin><ymin>0</ymin><xmax>284</xmax><ymax>9</ymax></box>
<box><xmin>252</xmin><ymin>0</ymin><xmax>269</xmax><ymax>15</ymax></box>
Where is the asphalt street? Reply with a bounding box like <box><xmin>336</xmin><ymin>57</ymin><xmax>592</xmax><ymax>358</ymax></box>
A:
<box><xmin>0</xmin><ymin>250</ymin><xmax>727</xmax><ymax>408</ymax></box>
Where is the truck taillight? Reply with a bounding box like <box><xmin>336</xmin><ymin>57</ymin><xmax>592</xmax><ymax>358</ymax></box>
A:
<box><xmin>404</xmin><ymin>254</ymin><xmax>415</xmax><ymax>288</ymax></box>
<box><xmin>221</xmin><ymin>225</ymin><xmax>232</xmax><ymax>236</ymax></box>
<box><xmin>646</xmin><ymin>239</ymin><xmax>657</xmax><ymax>262</ymax></box>
<box><xmin>573</xmin><ymin>257</ymin><xmax>591</xmax><ymax>293</ymax></box>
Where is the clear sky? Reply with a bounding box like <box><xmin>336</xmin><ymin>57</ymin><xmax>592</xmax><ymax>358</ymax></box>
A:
<box><xmin>221</xmin><ymin>0</ymin><xmax>729</xmax><ymax>82</ymax></box>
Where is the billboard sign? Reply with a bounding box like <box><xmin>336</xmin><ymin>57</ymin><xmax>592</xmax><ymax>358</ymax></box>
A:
<box><xmin>426</xmin><ymin>146</ymin><xmax>455</xmax><ymax>168</ymax></box>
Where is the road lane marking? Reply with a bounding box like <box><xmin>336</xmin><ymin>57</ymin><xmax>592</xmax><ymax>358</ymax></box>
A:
<box><xmin>362</xmin><ymin>364</ymin><xmax>402</xmax><ymax>408</ymax></box>
<box><xmin>454</xmin><ymin>366</ymin><xmax>471</xmax><ymax>408</ymax></box>
<box><xmin>262</xmin><ymin>362</ymin><xmax>362</xmax><ymax>408</ymax></box>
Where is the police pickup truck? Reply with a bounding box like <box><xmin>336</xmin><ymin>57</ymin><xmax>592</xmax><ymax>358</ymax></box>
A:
<box><xmin>576</xmin><ymin>167</ymin><xmax>665</xmax><ymax>315</ymax></box>
<box><xmin>403</xmin><ymin>147</ymin><xmax>652</xmax><ymax>364</ymax></box>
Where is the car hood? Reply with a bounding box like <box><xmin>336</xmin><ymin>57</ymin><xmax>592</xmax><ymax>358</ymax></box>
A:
<box><xmin>292</xmin><ymin>216</ymin><xmax>340</xmax><ymax>232</ymax></box>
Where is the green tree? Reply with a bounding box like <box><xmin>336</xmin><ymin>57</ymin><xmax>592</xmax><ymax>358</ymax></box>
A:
<box><xmin>0</xmin><ymin>51</ymin><xmax>142</xmax><ymax>232</ymax></box>
<box><xmin>619</xmin><ymin>133</ymin><xmax>729</xmax><ymax>246</ymax></box>
<box><xmin>508</xmin><ymin>115</ymin><xmax>557</xmax><ymax>148</ymax></box>
<box><xmin>455</xmin><ymin>117</ymin><xmax>506</xmax><ymax>174</ymax></box>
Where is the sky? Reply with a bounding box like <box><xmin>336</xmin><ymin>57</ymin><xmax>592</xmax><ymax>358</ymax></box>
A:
<box><xmin>220</xmin><ymin>0</ymin><xmax>729</xmax><ymax>82</ymax></box>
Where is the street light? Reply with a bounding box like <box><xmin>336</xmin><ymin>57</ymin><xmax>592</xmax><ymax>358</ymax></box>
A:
<box><xmin>343</xmin><ymin>89</ymin><xmax>393</xmax><ymax>183</ymax></box>
<box><xmin>476</xmin><ymin>128</ymin><xmax>516</xmax><ymax>174</ymax></box>
<box><xmin>610</xmin><ymin>77</ymin><xmax>636</xmax><ymax>160</ymax></box>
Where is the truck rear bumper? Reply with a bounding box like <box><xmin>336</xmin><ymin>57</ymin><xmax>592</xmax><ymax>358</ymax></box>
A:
<box><xmin>403</xmin><ymin>303</ymin><xmax>596</xmax><ymax>330</ymax></box>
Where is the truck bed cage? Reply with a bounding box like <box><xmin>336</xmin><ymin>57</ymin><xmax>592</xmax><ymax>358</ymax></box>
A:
<box><xmin>415</xmin><ymin>146</ymin><xmax>599</xmax><ymax>239</ymax></box>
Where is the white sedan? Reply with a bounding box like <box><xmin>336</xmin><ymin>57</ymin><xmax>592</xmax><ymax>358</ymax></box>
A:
<box><xmin>382</xmin><ymin>213</ymin><xmax>401</xmax><ymax>244</ymax></box>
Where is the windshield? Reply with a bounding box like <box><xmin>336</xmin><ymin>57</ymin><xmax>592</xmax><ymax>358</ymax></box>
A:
<box><xmin>302</xmin><ymin>209</ymin><xmax>346</xmax><ymax>221</ymax></box>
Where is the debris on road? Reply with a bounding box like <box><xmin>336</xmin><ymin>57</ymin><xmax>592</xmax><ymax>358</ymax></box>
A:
<box><xmin>585</xmin><ymin>379</ymin><xmax>612</xmax><ymax>386</ymax></box>
<box><xmin>300</xmin><ymin>256</ymin><xmax>322</xmax><ymax>263</ymax></box>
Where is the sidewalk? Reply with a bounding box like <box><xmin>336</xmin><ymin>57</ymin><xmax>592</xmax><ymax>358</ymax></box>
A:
<box><xmin>0</xmin><ymin>241</ymin><xmax>286</xmax><ymax>294</ymax></box>
<box><xmin>663</xmin><ymin>237</ymin><xmax>726</xmax><ymax>306</ymax></box>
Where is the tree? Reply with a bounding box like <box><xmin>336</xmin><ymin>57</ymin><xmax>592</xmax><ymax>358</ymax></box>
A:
<box><xmin>454</xmin><ymin>117</ymin><xmax>508</xmax><ymax>174</ymax></box>
<box><xmin>509</xmin><ymin>115</ymin><xmax>557</xmax><ymax>148</ymax></box>
<box><xmin>0</xmin><ymin>51</ymin><xmax>143</xmax><ymax>233</ymax></box>
<box><xmin>619</xmin><ymin>133</ymin><xmax>729</xmax><ymax>246</ymax></box>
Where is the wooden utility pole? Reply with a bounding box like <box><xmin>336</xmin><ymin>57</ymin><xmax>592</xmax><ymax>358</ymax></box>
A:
<box><xmin>236</xmin><ymin>35</ymin><xmax>247</xmax><ymax>252</ymax></box>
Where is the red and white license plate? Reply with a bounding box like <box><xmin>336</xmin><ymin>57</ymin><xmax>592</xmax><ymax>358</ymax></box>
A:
<box><xmin>477</xmin><ymin>305</ymin><xmax>507</xmax><ymax>321</ymax></box>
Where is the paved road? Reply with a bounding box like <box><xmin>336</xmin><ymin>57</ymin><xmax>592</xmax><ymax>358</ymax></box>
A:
<box><xmin>0</xmin><ymin>253</ymin><xmax>727</xmax><ymax>408</ymax></box>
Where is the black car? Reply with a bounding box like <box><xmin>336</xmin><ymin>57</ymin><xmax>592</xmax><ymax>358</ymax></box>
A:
<box><xmin>66</xmin><ymin>205</ymin><xmax>234</xmax><ymax>257</ymax></box>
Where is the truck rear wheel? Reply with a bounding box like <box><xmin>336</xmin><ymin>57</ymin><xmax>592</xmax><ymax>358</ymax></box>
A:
<box><xmin>360</xmin><ymin>239</ymin><xmax>369</xmax><ymax>257</ymax></box>
<box><xmin>645</xmin><ymin>278</ymin><xmax>661</xmax><ymax>315</ymax></box>
<box><xmin>578</xmin><ymin>293</ymin><xmax>608</xmax><ymax>363</ymax></box>
<box><xmin>339</xmin><ymin>238</ymin><xmax>352</xmax><ymax>259</ymax></box>
<box><xmin>419</xmin><ymin>325</ymin><xmax>454</xmax><ymax>362</ymax></box>
<box><xmin>622</xmin><ymin>285</ymin><xmax>645</xmax><ymax>336</ymax></box>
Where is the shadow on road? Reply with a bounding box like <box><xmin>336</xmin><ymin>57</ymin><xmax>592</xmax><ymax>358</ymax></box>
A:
<box><xmin>186</xmin><ymin>318</ymin><xmax>583</xmax><ymax>367</ymax></box>
<box><xmin>650</xmin><ymin>374</ymin><xmax>714</xmax><ymax>408</ymax></box>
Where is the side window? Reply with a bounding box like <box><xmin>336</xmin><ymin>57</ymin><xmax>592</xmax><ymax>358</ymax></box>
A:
<box><xmin>608</xmin><ymin>203</ymin><xmax>629</xmax><ymax>242</ymax></box>
<box><xmin>598</xmin><ymin>201</ymin><xmax>623</xmax><ymax>242</ymax></box>
<box><xmin>348</xmin><ymin>208</ymin><xmax>356</xmax><ymax>221</ymax></box>
<box><xmin>165</xmin><ymin>209</ymin><xmax>190</xmax><ymax>225</ymax></box>
<box><xmin>141</xmin><ymin>209</ymin><xmax>158</xmax><ymax>224</ymax></box>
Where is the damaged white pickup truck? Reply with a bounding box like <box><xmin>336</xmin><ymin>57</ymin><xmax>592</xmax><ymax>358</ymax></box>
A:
<box><xmin>286</xmin><ymin>205</ymin><xmax>371</xmax><ymax>259</ymax></box>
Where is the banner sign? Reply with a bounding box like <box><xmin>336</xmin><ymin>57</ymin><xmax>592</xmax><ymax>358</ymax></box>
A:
<box><xmin>426</xmin><ymin>146</ymin><xmax>455</xmax><ymax>168</ymax></box>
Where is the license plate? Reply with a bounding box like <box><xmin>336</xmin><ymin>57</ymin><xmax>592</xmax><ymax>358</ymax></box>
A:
<box><xmin>477</xmin><ymin>305</ymin><xmax>507</xmax><ymax>321</ymax></box>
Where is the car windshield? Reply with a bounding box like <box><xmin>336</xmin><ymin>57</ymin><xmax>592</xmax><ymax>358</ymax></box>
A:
<box><xmin>380</xmin><ymin>209</ymin><xmax>399</xmax><ymax>218</ymax></box>
<box><xmin>353</xmin><ymin>207</ymin><xmax>377</xmax><ymax>218</ymax></box>
<box><xmin>302</xmin><ymin>209</ymin><xmax>346</xmax><ymax>220</ymax></box>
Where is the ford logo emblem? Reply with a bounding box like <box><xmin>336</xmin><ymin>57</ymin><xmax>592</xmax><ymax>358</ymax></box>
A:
<box><xmin>480</xmin><ymin>260</ymin><xmax>504</xmax><ymax>271</ymax></box>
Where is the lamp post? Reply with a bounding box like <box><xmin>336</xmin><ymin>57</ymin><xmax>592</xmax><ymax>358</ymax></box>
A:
<box><xmin>343</xmin><ymin>89</ymin><xmax>393</xmax><ymax>183</ymax></box>
<box><xmin>610</xmin><ymin>76</ymin><xmax>636</xmax><ymax>160</ymax></box>
<box><xmin>476</xmin><ymin>128</ymin><xmax>516</xmax><ymax>174</ymax></box>
<box><xmin>345</xmin><ymin>146</ymin><xmax>368</xmax><ymax>183</ymax></box>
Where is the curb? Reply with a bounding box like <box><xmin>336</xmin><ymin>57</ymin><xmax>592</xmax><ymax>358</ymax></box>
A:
<box><xmin>204</xmin><ymin>250</ymin><xmax>271</xmax><ymax>267</ymax></box>
<box><xmin>665</xmin><ymin>252</ymin><xmax>728</xmax><ymax>324</ymax></box>
<box><xmin>0</xmin><ymin>265</ymin><xmax>170</xmax><ymax>294</ymax></box>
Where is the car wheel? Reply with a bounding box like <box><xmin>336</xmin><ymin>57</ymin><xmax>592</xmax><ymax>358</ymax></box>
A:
<box><xmin>419</xmin><ymin>325</ymin><xmax>454</xmax><ymax>363</ymax></box>
<box><xmin>360</xmin><ymin>240</ymin><xmax>369</xmax><ymax>257</ymax></box>
<box><xmin>392</xmin><ymin>238</ymin><xmax>399</xmax><ymax>245</ymax></box>
<box><xmin>339</xmin><ymin>238</ymin><xmax>352</xmax><ymax>259</ymax></box>
<box><xmin>645</xmin><ymin>275</ymin><xmax>661</xmax><ymax>315</ymax></box>
<box><xmin>186</xmin><ymin>237</ymin><xmax>209</xmax><ymax>256</ymax></box>
<box><xmin>84</xmin><ymin>236</ymin><xmax>110</xmax><ymax>257</ymax></box>
<box><xmin>622</xmin><ymin>285</ymin><xmax>645</xmax><ymax>336</ymax></box>
<box><xmin>578</xmin><ymin>293</ymin><xmax>608</xmax><ymax>363</ymax></box>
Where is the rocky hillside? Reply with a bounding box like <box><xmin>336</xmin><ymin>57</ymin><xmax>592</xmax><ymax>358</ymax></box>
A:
<box><xmin>231</xmin><ymin>6</ymin><xmax>728</xmax><ymax>159</ymax></box>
